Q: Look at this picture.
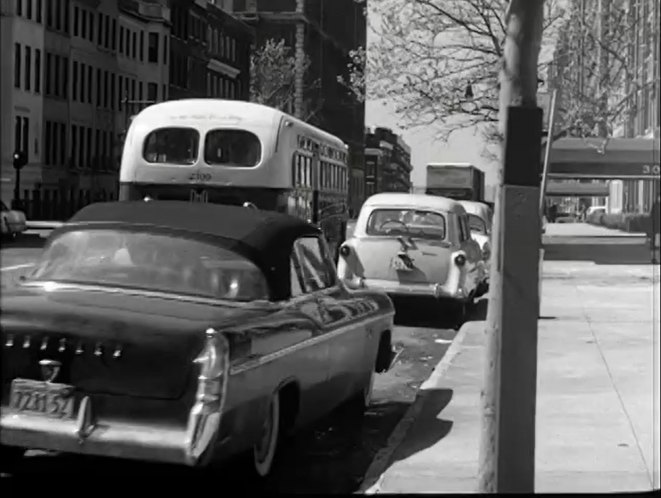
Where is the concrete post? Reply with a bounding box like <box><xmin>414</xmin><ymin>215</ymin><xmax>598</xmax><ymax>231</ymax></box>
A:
<box><xmin>478</xmin><ymin>0</ymin><xmax>544</xmax><ymax>493</ymax></box>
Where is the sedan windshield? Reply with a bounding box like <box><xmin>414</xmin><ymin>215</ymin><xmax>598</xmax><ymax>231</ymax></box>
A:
<box><xmin>27</xmin><ymin>229</ymin><xmax>269</xmax><ymax>301</ymax></box>
<box><xmin>366</xmin><ymin>209</ymin><xmax>446</xmax><ymax>239</ymax></box>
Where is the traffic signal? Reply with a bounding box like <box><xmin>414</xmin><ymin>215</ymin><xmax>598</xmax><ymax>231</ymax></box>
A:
<box><xmin>13</xmin><ymin>151</ymin><xmax>27</xmax><ymax>170</ymax></box>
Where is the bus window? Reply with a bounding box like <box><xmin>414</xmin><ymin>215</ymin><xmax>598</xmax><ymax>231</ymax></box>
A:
<box><xmin>143</xmin><ymin>127</ymin><xmax>199</xmax><ymax>165</ymax></box>
<box><xmin>205</xmin><ymin>129</ymin><xmax>262</xmax><ymax>167</ymax></box>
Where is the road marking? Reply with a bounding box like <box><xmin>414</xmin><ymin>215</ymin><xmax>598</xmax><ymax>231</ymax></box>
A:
<box><xmin>1</xmin><ymin>263</ymin><xmax>35</xmax><ymax>272</ymax></box>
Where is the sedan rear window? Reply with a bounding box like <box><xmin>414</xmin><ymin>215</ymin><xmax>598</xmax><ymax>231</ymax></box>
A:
<box><xmin>204</xmin><ymin>129</ymin><xmax>262</xmax><ymax>167</ymax></box>
<box><xmin>467</xmin><ymin>214</ymin><xmax>488</xmax><ymax>235</ymax></box>
<box><xmin>143</xmin><ymin>127</ymin><xmax>199</xmax><ymax>165</ymax></box>
<box><xmin>27</xmin><ymin>229</ymin><xmax>269</xmax><ymax>301</ymax></box>
<box><xmin>366</xmin><ymin>209</ymin><xmax>446</xmax><ymax>239</ymax></box>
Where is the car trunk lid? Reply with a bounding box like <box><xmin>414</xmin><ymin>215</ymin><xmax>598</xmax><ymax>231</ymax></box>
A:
<box><xmin>1</xmin><ymin>285</ymin><xmax>268</xmax><ymax>401</ymax></box>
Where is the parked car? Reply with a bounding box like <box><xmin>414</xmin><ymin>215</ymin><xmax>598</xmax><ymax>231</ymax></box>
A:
<box><xmin>458</xmin><ymin>200</ymin><xmax>492</xmax><ymax>297</ymax></box>
<box><xmin>0</xmin><ymin>201</ymin><xmax>395</xmax><ymax>476</ymax></box>
<box><xmin>337</xmin><ymin>193</ymin><xmax>483</xmax><ymax>320</ymax></box>
<box><xmin>1</xmin><ymin>200</ymin><xmax>27</xmax><ymax>240</ymax></box>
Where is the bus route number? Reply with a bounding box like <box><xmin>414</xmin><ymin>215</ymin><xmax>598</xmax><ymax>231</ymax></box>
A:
<box><xmin>189</xmin><ymin>172</ymin><xmax>212</xmax><ymax>183</ymax></box>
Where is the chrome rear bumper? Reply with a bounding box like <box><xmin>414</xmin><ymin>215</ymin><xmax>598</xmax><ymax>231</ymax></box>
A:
<box><xmin>363</xmin><ymin>278</ymin><xmax>466</xmax><ymax>300</ymax></box>
<box><xmin>0</xmin><ymin>409</ymin><xmax>194</xmax><ymax>465</ymax></box>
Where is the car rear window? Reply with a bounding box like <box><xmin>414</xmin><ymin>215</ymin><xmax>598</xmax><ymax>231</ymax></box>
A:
<box><xmin>27</xmin><ymin>229</ymin><xmax>269</xmax><ymax>301</ymax></box>
<box><xmin>467</xmin><ymin>214</ymin><xmax>487</xmax><ymax>234</ymax></box>
<box><xmin>366</xmin><ymin>209</ymin><xmax>446</xmax><ymax>239</ymax></box>
<box><xmin>143</xmin><ymin>127</ymin><xmax>199</xmax><ymax>165</ymax></box>
<box><xmin>204</xmin><ymin>129</ymin><xmax>262</xmax><ymax>167</ymax></box>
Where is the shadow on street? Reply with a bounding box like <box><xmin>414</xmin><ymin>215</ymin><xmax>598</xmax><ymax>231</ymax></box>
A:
<box><xmin>1</xmin><ymin>233</ymin><xmax>49</xmax><ymax>250</ymax></box>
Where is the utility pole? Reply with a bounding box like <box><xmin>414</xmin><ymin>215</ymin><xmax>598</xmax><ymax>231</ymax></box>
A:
<box><xmin>478</xmin><ymin>0</ymin><xmax>545</xmax><ymax>493</ymax></box>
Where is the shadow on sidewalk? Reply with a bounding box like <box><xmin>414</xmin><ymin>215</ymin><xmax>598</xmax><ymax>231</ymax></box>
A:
<box><xmin>378</xmin><ymin>388</ymin><xmax>455</xmax><ymax>475</ymax></box>
<box><xmin>543</xmin><ymin>241</ymin><xmax>656</xmax><ymax>265</ymax></box>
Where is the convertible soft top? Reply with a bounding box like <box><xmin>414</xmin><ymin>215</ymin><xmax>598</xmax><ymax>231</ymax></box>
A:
<box><xmin>62</xmin><ymin>201</ymin><xmax>322</xmax><ymax>300</ymax></box>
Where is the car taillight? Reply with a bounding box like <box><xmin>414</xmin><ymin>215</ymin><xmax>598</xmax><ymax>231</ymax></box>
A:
<box><xmin>339</xmin><ymin>245</ymin><xmax>351</xmax><ymax>258</ymax></box>
<box><xmin>185</xmin><ymin>328</ymin><xmax>230</xmax><ymax>464</ymax></box>
<box><xmin>455</xmin><ymin>254</ymin><xmax>467</xmax><ymax>266</ymax></box>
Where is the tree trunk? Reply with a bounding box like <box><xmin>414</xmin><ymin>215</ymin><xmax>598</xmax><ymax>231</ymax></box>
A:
<box><xmin>294</xmin><ymin>0</ymin><xmax>306</xmax><ymax>119</ymax></box>
<box><xmin>478</xmin><ymin>0</ymin><xmax>545</xmax><ymax>493</ymax></box>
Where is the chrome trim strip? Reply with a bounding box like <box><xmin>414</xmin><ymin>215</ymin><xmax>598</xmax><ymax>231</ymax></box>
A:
<box><xmin>21</xmin><ymin>281</ymin><xmax>276</xmax><ymax>311</ymax></box>
<box><xmin>229</xmin><ymin>311</ymin><xmax>394</xmax><ymax>376</ymax></box>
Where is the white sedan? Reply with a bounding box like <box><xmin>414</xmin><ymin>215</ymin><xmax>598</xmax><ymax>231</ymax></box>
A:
<box><xmin>1</xmin><ymin>201</ymin><xmax>27</xmax><ymax>240</ymax></box>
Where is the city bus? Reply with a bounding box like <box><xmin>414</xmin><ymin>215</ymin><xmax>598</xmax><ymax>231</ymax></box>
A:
<box><xmin>119</xmin><ymin>99</ymin><xmax>350</xmax><ymax>259</ymax></box>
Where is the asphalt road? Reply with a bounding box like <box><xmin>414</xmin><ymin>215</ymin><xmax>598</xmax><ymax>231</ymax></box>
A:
<box><xmin>0</xmin><ymin>232</ymin><xmax>465</xmax><ymax>492</ymax></box>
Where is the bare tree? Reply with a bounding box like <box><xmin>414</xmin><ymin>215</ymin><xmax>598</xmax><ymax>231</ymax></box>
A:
<box><xmin>249</xmin><ymin>39</ymin><xmax>323</xmax><ymax>123</ymax></box>
<box><xmin>365</xmin><ymin>0</ymin><xmax>566</xmax><ymax>144</ymax></box>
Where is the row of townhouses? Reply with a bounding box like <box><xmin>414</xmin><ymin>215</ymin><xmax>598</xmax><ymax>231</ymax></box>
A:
<box><xmin>1</xmin><ymin>0</ymin><xmax>377</xmax><ymax>219</ymax></box>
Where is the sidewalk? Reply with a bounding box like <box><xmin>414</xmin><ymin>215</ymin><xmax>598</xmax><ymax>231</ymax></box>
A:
<box><xmin>544</xmin><ymin>221</ymin><xmax>646</xmax><ymax>238</ymax></box>
<box><xmin>361</xmin><ymin>261</ymin><xmax>660</xmax><ymax>493</ymax></box>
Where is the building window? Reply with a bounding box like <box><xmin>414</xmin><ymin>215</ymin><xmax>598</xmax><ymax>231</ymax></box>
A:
<box><xmin>87</xmin><ymin>65</ymin><xmax>92</xmax><ymax>103</ymax></box>
<box><xmin>81</xmin><ymin>8</ymin><xmax>87</xmax><ymax>39</ymax></box>
<box><xmin>103</xmin><ymin>70</ymin><xmax>109</xmax><ymax>108</ymax></box>
<box><xmin>27</xmin><ymin>0</ymin><xmax>33</xmax><ymax>19</ymax></box>
<box><xmin>22</xmin><ymin>117</ymin><xmax>29</xmax><ymax>159</ymax></box>
<box><xmin>104</xmin><ymin>15</ymin><xmax>110</xmax><ymax>48</ymax></box>
<box><xmin>80</xmin><ymin>62</ymin><xmax>85</xmax><ymax>102</ymax></box>
<box><xmin>138</xmin><ymin>81</ymin><xmax>143</xmax><ymax>101</ymax></box>
<box><xmin>24</xmin><ymin>46</ymin><xmax>31</xmax><ymax>91</ymax></box>
<box><xmin>54</xmin><ymin>55</ymin><xmax>60</xmax><ymax>97</ymax></box>
<box><xmin>119</xmin><ymin>26</ymin><xmax>124</xmax><ymax>53</ymax></box>
<box><xmin>73</xmin><ymin>6</ymin><xmax>79</xmax><ymax>36</ymax></box>
<box><xmin>110</xmin><ymin>73</ymin><xmax>115</xmax><ymax>109</ymax></box>
<box><xmin>148</xmin><ymin>33</ymin><xmax>159</xmax><ymax>63</ymax></box>
<box><xmin>139</xmin><ymin>31</ymin><xmax>144</xmax><ymax>61</ymax></box>
<box><xmin>111</xmin><ymin>19</ymin><xmax>117</xmax><ymax>50</ymax></box>
<box><xmin>14</xmin><ymin>44</ymin><xmax>21</xmax><ymax>88</ymax></box>
<box><xmin>55</xmin><ymin>0</ymin><xmax>61</xmax><ymax>30</ymax></box>
<box><xmin>46</xmin><ymin>0</ymin><xmax>53</xmax><ymax>27</ymax></box>
<box><xmin>96</xmin><ymin>68</ymin><xmax>101</xmax><ymax>106</ymax></box>
<box><xmin>163</xmin><ymin>35</ymin><xmax>168</xmax><ymax>65</ymax></box>
<box><xmin>72</xmin><ymin>60</ymin><xmax>78</xmax><ymax>101</ymax></box>
<box><xmin>62</xmin><ymin>56</ymin><xmax>69</xmax><ymax>98</ymax></box>
<box><xmin>59</xmin><ymin>123</ymin><xmax>66</xmax><ymax>166</ymax></box>
<box><xmin>64</xmin><ymin>0</ymin><xmax>69</xmax><ymax>33</ymax></box>
<box><xmin>71</xmin><ymin>125</ymin><xmax>77</xmax><ymax>167</ymax></box>
<box><xmin>86</xmin><ymin>128</ymin><xmax>92</xmax><ymax>166</ymax></box>
<box><xmin>132</xmin><ymin>32</ymin><xmax>137</xmax><ymax>59</ymax></box>
<box><xmin>87</xmin><ymin>10</ymin><xmax>93</xmax><ymax>41</ymax></box>
<box><xmin>35</xmin><ymin>49</ymin><xmax>41</xmax><ymax>93</ymax></box>
<box><xmin>36</xmin><ymin>0</ymin><xmax>42</xmax><ymax>22</ymax></box>
<box><xmin>16</xmin><ymin>0</ymin><xmax>22</xmax><ymax>16</ymax></box>
<box><xmin>44</xmin><ymin>121</ymin><xmax>51</xmax><ymax>164</ymax></box>
<box><xmin>147</xmin><ymin>82</ymin><xmax>157</xmax><ymax>102</ymax></box>
<box><xmin>97</xmin><ymin>12</ymin><xmax>103</xmax><ymax>45</ymax></box>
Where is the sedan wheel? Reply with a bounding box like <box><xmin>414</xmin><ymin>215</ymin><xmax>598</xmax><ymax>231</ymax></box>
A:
<box><xmin>253</xmin><ymin>393</ymin><xmax>281</xmax><ymax>478</ymax></box>
<box><xmin>0</xmin><ymin>445</ymin><xmax>25</xmax><ymax>473</ymax></box>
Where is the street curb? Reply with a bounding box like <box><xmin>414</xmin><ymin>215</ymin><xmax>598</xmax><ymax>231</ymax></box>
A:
<box><xmin>357</xmin><ymin>316</ymin><xmax>482</xmax><ymax>494</ymax></box>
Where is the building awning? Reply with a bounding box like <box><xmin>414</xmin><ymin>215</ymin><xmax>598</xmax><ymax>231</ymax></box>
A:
<box><xmin>545</xmin><ymin>180</ymin><xmax>610</xmax><ymax>197</ymax></box>
<box><xmin>549</xmin><ymin>137</ymin><xmax>660</xmax><ymax>179</ymax></box>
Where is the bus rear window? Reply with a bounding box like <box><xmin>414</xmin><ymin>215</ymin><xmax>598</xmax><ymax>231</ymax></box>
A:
<box><xmin>143</xmin><ymin>128</ymin><xmax>199</xmax><ymax>165</ymax></box>
<box><xmin>204</xmin><ymin>130</ymin><xmax>261</xmax><ymax>167</ymax></box>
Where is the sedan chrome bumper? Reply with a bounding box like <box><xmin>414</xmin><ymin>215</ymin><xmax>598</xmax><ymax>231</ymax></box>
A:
<box><xmin>0</xmin><ymin>409</ymin><xmax>194</xmax><ymax>465</ymax></box>
<box><xmin>363</xmin><ymin>278</ymin><xmax>467</xmax><ymax>301</ymax></box>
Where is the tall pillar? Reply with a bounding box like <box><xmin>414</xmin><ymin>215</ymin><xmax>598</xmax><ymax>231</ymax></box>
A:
<box><xmin>294</xmin><ymin>0</ymin><xmax>305</xmax><ymax>119</ymax></box>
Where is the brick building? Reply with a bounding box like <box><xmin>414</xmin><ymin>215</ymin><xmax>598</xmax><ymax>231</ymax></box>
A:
<box><xmin>233</xmin><ymin>0</ymin><xmax>367</xmax><ymax>214</ymax></box>
<box><xmin>364</xmin><ymin>127</ymin><xmax>412</xmax><ymax>197</ymax></box>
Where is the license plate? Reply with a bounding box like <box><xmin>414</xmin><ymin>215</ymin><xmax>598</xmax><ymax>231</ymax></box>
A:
<box><xmin>391</xmin><ymin>257</ymin><xmax>412</xmax><ymax>271</ymax></box>
<box><xmin>9</xmin><ymin>379</ymin><xmax>76</xmax><ymax>419</ymax></box>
